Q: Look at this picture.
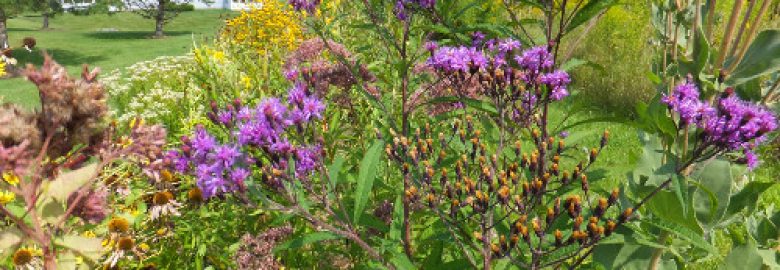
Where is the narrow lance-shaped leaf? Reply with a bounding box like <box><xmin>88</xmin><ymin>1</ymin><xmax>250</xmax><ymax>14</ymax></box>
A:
<box><xmin>353</xmin><ymin>139</ymin><xmax>385</xmax><ymax>224</ymax></box>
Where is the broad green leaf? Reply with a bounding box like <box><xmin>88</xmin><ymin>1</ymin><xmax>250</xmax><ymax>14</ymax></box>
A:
<box><xmin>647</xmin><ymin>191</ymin><xmax>703</xmax><ymax>235</ymax></box>
<box><xmin>0</xmin><ymin>228</ymin><xmax>23</xmax><ymax>257</ymax></box>
<box><xmin>56</xmin><ymin>235</ymin><xmax>103</xmax><ymax>263</ymax></box>
<box><xmin>57</xmin><ymin>251</ymin><xmax>91</xmax><ymax>270</ymax></box>
<box><xmin>644</xmin><ymin>218</ymin><xmax>716</xmax><ymax>254</ymax></box>
<box><xmin>38</xmin><ymin>198</ymin><xmax>66</xmax><ymax>224</ymax></box>
<box><xmin>273</xmin><ymin>231</ymin><xmax>342</xmax><ymax>252</ymax></box>
<box><xmin>726</xmin><ymin>181</ymin><xmax>776</xmax><ymax>216</ymax></box>
<box><xmin>566</xmin><ymin>0</ymin><xmax>618</xmax><ymax>32</ymax></box>
<box><xmin>691</xmin><ymin>158</ymin><xmax>732</xmax><ymax>227</ymax></box>
<box><xmin>593</xmin><ymin>241</ymin><xmax>676</xmax><ymax>270</ymax></box>
<box><xmin>353</xmin><ymin>139</ymin><xmax>384</xmax><ymax>224</ymax></box>
<box><xmin>44</xmin><ymin>163</ymin><xmax>99</xmax><ymax>203</ymax></box>
<box><xmin>721</xmin><ymin>242</ymin><xmax>764</xmax><ymax>270</ymax></box>
<box><xmin>727</xmin><ymin>30</ymin><xmax>780</xmax><ymax>86</ymax></box>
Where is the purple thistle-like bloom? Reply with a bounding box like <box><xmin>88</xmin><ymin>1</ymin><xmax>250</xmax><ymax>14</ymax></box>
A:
<box><xmin>213</xmin><ymin>144</ymin><xmax>241</xmax><ymax>168</ymax></box>
<box><xmin>394</xmin><ymin>1</ymin><xmax>408</xmax><ymax>20</ymax></box>
<box><xmin>302</xmin><ymin>96</ymin><xmax>325</xmax><ymax>120</ymax></box>
<box><xmin>217</xmin><ymin>111</ymin><xmax>234</xmax><ymax>125</ymax></box>
<box><xmin>704</xmin><ymin>95</ymin><xmax>777</xmax><ymax>150</ymax></box>
<box><xmin>428</xmin><ymin>46</ymin><xmax>487</xmax><ymax>73</ymax></box>
<box><xmin>191</xmin><ymin>127</ymin><xmax>216</xmax><ymax>156</ymax></box>
<box><xmin>540</xmin><ymin>70</ymin><xmax>571</xmax><ymax>101</ymax></box>
<box><xmin>289</xmin><ymin>0</ymin><xmax>319</xmax><ymax>13</ymax></box>
<box><xmin>230</xmin><ymin>167</ymin><xmax>251</xmax><ymax>184</ymax></box>
<box><xmin>515</xmin><ymin>46</ymin><xmax>554</xmax><ymax>71</ymax></box>
<box><xmin>294</xmin><ymin>146</ymin><xmax>320</xmax><ymax>177</ymax></box>
<box><xmin>284</xmin><ymin>68</ymin><xmax>299</xmax><ymax>81</ymax></box>
<box><xmin>744</xmin><ymin>150</ymin><xmax>759</xmax><ymax>169</ymax></box>
<box><xmin>497</xmin><ymin>38</ymin><xmax>521</xmax><ymax>53</ymax></box>
<box><xmin>257</xmin><ymin>98</ymin><xmax>288</xmax><ymax>126</ymax></box>
<box><xmin>425</xmin><ymin>41</ymin><xmax>438</xmax><ymax>53</ymax></box>
<box><xmin>662</xmin><ymin>81</ymin><xmax>715</xmax><ymax>126</ymax></box>
<box><xmin>471</xmin><ymin>31</ymin><xmax>486</xmax><ymax>46</ymax></box>
<box><xmin>288</xmin><ymin>83</ymin><xmax>307</xmax><ymax>106</ymax></box>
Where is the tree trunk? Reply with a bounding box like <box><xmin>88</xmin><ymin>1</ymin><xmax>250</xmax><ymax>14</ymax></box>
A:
<box><xmin>0</xmin><ymin>8</ymin><xmax>9</xmax><ymax>50</ymax></box>
<box><xmin>42</xmin><ymin>13</ymin><xmax>50</xmax><ymax>29</ymax></box>
<box><xmin>154</xmin><ymin>0</ymin><xmax>165</xmax><ymax>38</ymax></box>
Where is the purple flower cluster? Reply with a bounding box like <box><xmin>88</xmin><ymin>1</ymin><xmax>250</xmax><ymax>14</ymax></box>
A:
<box><xmin>169</xmin><ymin>84</ymin><xmax>326</xmax><ymax>198</ymax></box>
<box><xmin>289</xmin><ymin>0</ymin><xmax>320</xmax><ymax>13</ymax></box>
<box><xmin>663</xmin><ymin>81</ymin><xmax>778</xmax><ymax>169</ymax></box>
<box><xmin>394</xmin><ymin>0</ymin><xmax>436</xmax><ymax>20</ymax></box>
<box><xmin>515</xmin><ymin>46</ymin><xmax>554</xmax><ymax>72</ymax></box>
<box><xmin>661</xmin><ymin>81</ymin><xmax>715</xmax><ymax>126</ymax></box>
<box><xmin>540</xmin><ymin>70</ymin><xmax>571</xmax><ymax>101</ymax></box>
<box><xmin>427</xmin><ymin>46</ymin><xmax>487</xmax><ymax>73</ymax></box>
<box><xmin>427</xmin><ymin>38</ymin><xmax>571</xmax><ymax>101</ymax></box>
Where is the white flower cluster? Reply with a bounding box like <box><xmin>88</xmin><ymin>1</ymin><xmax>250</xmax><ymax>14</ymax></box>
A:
<box><xmin>104</xmin><ymin>54</ymin><xmax>205</xmax><ymax>130</ymax></box>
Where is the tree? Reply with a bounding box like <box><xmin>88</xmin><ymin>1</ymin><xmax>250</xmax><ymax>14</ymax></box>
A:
<box><xmin>29</xmin><ymin>0</ymin><xmax>64</xmax><ymax>29</ymax></box>
<box><xmin>0</xmin><ymin>0</ymin><xmax>25</xmax><ymax>50</ymax></box>
<box><xmin>123</xmin><ymin>0</ymin><xmax>193</xmax><ymax>38</ymax></box>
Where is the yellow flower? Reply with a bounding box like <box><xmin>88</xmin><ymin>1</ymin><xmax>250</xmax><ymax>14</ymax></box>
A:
<box><xmin>2</xmin><ymin>172</ymin><xmax>20</xmax><ymax>186</ymax></box>
<box><xmin>82</xmin><ymin>230</ymin><xmax>97</xmax><ymax>238</ymax></box>
<box><xmin>241</xmin><ymin>75</ymin><xmax>253</xmax><ymax>89</ymax></box>
<box><xmin>138</xmin><ymin>242</ymin><xmax>150</xmax><ymax>252</ymax></box>
<box><xmin>221</xmin><ymin>0</ymin><xmax>304</xmax><ymax>54</ymax></box>
<box><xmin>0</xmin><ymin>190</ymin><xmax>15</xmax><ymax>204</ymax></box>
<box><xmin>0</xmin><ymin>60</ymin><xmax>6</xmax><ymax>77</ymax></box>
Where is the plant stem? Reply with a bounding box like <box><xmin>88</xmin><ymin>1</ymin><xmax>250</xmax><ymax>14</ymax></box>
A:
<box><xmin>647</xmin><ymin>232</ymin><xmax>670</xmax><ymax>270</ymax></box>
<box><xmin>715</xmin><ymin>0</ymin><xmax>745</xmax><ymax>71</ymax></box>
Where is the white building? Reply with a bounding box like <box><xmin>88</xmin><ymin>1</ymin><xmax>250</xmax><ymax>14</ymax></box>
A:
<box><xmin>60</xmin><ymin>0</ymin><xmax>261</xmax><ymax>11</ymax></box>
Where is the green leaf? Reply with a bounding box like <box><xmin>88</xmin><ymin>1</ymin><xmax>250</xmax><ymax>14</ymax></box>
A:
<box><xmin>566</xmin><ymin>0</ymin><xmax>618</xmax><ymax>32</ymax></box>
<box><xmin>353</xmin><ymin>139</ymin><xmax>384</xmax><ymax>224</ymax></box>
<box><xmin>644</xmin><ymin>218</ymin><xmax>717</xmax><ymax>254</ymax></box>
<box><xmin>391</xmin><ymin>252</ymin><xmax>417</xmax><ymax>270</ymax></box>
<box><xmin>273</xmin><ymin>231</ymin><xmax>342</xmax><ymax>252</ymax></box>
<box><xmin>670</xmin><ymin>175</ymin><xmax>687</xmax><ymax>216</ymax></box>
<box><xmin>721</xmin><ymin>242</ymin><xmax>764</xmax><ymax>270</ymax></box>
<box><xmin>0</xmin><ymin>228</ymin><xmax>23</xmax><ymax>257</ymax></box>
<box><xmin>647</xmin><ymin>191</ymin><xmax>703</xmax><ymax>235</ymax></box>
<box><xmin>56</xmin><ymin>235</ymin><xmax>103</xmax><ymax>263</ymax></box>
<box><xmin>691</xmin><ymin>158</ymin><xmax>732</xmax><ymax>227</ymax></box>
<box><xmin>726</xmin><ymin>181</ymin><xmax>776</xmax><ymax>216</ymax></box>
<box><xmin>727</xmin><ymin>30</ymin><xmax>780</xmax><ymax>86</ymax></box>
<box><xmin>44</xmin><ymin>163</ymin><xmax>99</xmax><ymax>203</ymax></box>
<box><xmin>425</xmin><ymin>96</ymin><xmax>497</xmax><ymax>115</ymax></box>
<box><xmin>328</xmin><ymin>155</ymin><xmax>345</xmax><ymax>190</ymax></box>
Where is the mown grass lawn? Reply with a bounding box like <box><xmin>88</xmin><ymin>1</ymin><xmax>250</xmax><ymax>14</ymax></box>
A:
<box><xmin>0</xmin><ymin>9</ymin><xmax>236</xmax><ymax>109</ymax></box>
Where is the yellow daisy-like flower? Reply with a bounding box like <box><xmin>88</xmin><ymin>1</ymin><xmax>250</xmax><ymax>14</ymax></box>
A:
<box><xmin>82</xmin><ymin>230</ymin><xmax>97</xmax><ymax>238</ymax></box>
<box><xmin>2</xmin><ymin>172</ymin><xmax>20</xmax><ymax>186</ymax></box>
<box><xmin>0</xmin><ymin>190</ymin><xmax>15</xmax><ymax>204</ymax></box>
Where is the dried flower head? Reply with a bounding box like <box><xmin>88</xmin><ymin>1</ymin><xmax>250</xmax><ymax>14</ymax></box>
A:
<box><xmin>67</xmin><ymin>188</ymin><xmax>109</xmax><ymax>224</ymax></box>
<box><xmin>234</xmin><ymin>225</ymin><xmax>293</xmax><ymax>270</ymax></box>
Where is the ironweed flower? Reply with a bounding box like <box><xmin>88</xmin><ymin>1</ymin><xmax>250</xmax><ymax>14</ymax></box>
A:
<box><xmin>67</xmin><ymin>188</ymin><xmax>109</xmax><ymax>224</ymax></box>
<box><xmin>663</xmin><ymin>80</ymin><xmax>778</xmax><ymax>169</ymax></box>
<box><xmin>171</xmin><ymin>83</ymin><xmax>326</xmax><ymax>198</ymax></box>
<box><xmin>394</xmin><ymin>0</ymin><xmax>436</xmax><ymax>20</ymax></box>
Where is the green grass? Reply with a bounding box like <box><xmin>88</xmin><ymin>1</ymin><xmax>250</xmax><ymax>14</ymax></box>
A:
<box><xmin>0</xmin><ymin>9</ymin><xmax>236</xmax><ymax>109</ymax></box>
